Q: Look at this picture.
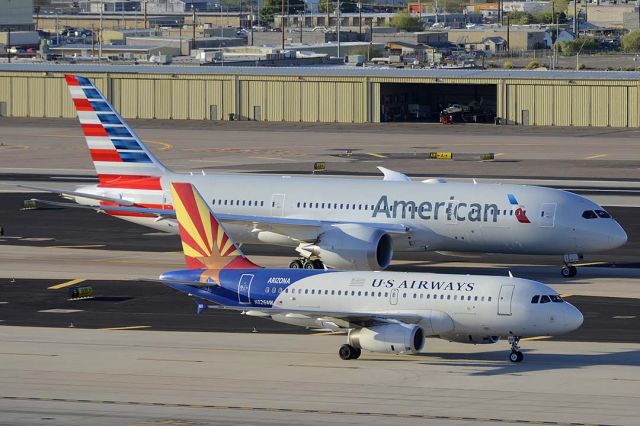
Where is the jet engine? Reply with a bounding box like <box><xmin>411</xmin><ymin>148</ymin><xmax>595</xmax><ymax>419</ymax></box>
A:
<box><xmin>348</xmin><ymin>324</ymin><xmax>424</xmax><ymax>354</ymax></box>
<box><xmin>442</xmin><ymin>334</ymin><xmax>500</xmax><ymax>344</ymax></box>
<box><xmin>307</xmin><ymin>224</ymin><xmax>393</xmax><ymax>270</ymax></box>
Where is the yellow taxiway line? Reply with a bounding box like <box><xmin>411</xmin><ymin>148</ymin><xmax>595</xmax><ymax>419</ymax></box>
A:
<box><xmin>47</xmin><ymin>278</ymin><xmax>85</xmax><ymax>290</ymax></box>
<box><xmin>521</xmin><ymin>336</ymin><xmax>552</xmax><ymax>342</ymax></box>
<box><xmin>584</xmin><ymin>153</ymin><xmax>608</xmax><ymax>160</ymax></box>
<box><xmin>366</xmin><ymin>152</ymin><xmax>387</xmax><ymax>158</ymax></box>
<box><xmin>100</xmin><ymin>326</ymin><xmax>152</xmax><ymax>331</ymax></box>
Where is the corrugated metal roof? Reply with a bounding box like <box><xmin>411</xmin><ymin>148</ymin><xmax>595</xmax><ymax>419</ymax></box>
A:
<box><xmin>0</xmin><ymin>63</ymin><xmax>639</xmax><ymax>81</ymax></box>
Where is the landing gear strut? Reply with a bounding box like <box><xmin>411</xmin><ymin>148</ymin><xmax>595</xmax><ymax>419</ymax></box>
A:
<box><xmin>508</xmin><ymin>336</ymin><xmax>523</xmax><ymax>363</ymax></box>
<box><xmin>339</xmin><ymin>344</ymin><xmax>361</xmax><ymax>360</ymax></box>
<box><xmin>289</xmin><ymin>258</ymin><xmax>324</xmax><ymax>270</ymax></box>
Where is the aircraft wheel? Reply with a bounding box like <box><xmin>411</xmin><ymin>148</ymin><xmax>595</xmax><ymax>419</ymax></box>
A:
<box><xmin>351</xmin><ymin>347</ymin><xmax>362</xmax><ymax>359</ymax></box>
<box><xmin>289</xmin><ymin>260</ymin><xmax>303</xmax><ymax>269</ymax></box>
<box><xmin>312</xmin><ymin>259</ymin><xmax>324</xmax><ymax>269</ymax></box>
<box><xmin>339</xmin><ymin>344</ymin><xmax>354</xmax><ymax>360</ymax></box>
<box><xmin>561</xmin><ymin>265</ymin><xmax>577</xmax><ymax>278</ymax></box>
<box><xmin>509</xmin><ymin>351</ymin><xmax>524</xmax><ymax>363</ymax></box>
<box><xmin>303</xmin><ymin>260</ymin><xmax>316</xmax><ymax>270</ymax></box>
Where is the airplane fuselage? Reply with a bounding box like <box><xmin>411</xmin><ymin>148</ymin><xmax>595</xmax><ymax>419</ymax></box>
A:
<box><xmin>161</xmin><ymin>268</ymin><xmax>584</xmax><ymax>338</ymax></box>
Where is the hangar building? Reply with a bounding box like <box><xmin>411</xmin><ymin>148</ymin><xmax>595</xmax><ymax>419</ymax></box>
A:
<box><xmin>0</xmin><ymin>64</ymin><xmax>638</xmax><ymax>127</ymax></box>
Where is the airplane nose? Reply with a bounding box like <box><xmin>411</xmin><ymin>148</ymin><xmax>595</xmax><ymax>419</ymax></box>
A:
<box><xmin>564</xmin><ymin>304</ymin><xmax>584</xmax><ymax>332</ymax></box>
<box><xmin>609</xmin><ymin>223</ymin><xmax>628</xmax><ymax>249</ymax></box>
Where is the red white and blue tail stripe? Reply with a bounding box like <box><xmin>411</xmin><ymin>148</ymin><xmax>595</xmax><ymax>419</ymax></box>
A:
<box><xmin>64</xmin><ymin>74</ymin><xmax>169</xmax><ymax>190</ymax></box>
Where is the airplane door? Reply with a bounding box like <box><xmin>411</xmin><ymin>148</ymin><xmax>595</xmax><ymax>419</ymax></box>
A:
<box><xmin>540</xmin><ymin>203</ymin><xmax>556</xmax><ymax>228</ymax></box>
<box><xmin>389</xmin><ymin>288</ymin><xmax>398</xmax><ymax>305</ymax></box>
<box><xmin>238</xmin><ymin>274</ymin><xmax>253</xmax><ymax>304</ymax></box>
<box><xmin>271</xmin><ymin>194</ymin><xmax>285</xmax><ymax>217</ymax></box>
<box><xmin>498</xmin><ymin>285</ymin><xmax>515</xmax><ymax>316</ymax></box>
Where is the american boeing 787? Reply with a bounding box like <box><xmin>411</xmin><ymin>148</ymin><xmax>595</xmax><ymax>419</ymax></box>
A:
<box><xmin>29</xmin><ymin>75</ymin><xmax>627</xmax><ymax>277</ymax></box>
<box><xmin>156</xmin><ymin>182</ymin><xmax>584</xmax><ymax>362</ymax></box>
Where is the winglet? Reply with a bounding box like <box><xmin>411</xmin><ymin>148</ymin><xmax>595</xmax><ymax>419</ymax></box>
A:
<box><xmin>170</xmin><ymin>182</ymin><xmax>260</xmax><ymax>271</ymax></box>
<box><xmin>377</xmin><ymin>166</ymin><xmax>411</xmax><ymax>182</ymax></box>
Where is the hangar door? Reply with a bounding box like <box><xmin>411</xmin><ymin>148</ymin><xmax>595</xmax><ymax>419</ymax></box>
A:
<box><xmin>380</xmin><ymin>83</ymin><xmax>497</xmax><ymax>123</ymax></box>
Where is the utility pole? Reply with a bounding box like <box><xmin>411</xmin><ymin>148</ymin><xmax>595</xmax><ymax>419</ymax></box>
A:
<box><xmin>192</xmin><ymin>5</ymin><xmax>196</xmax><ymax>55</ymax></box>
<box><xmin>281</xmin><ymin>0</ymin><xmax>285</xmax><ymax>50</ymax></box>
<box><xmin>143</xmin><ymin>1</ymin><xmax>148</xmax><ymax>29</ymax></box>
<box><xmin>99</xmin><ymin>3</ymin><xmax>103</xmax><ymax>61</ymax></box>
<box><xmin>337</xmin><ymin>0</ymin><xmax>341</xmax><ymax>59</ymax></box>
<box><xmin>7</xmin><ymin>28</ymin><xmax>10</xmax><ymax>63</ymax></box>
<box><xmin>358</xmin><ymin>2</ymin><xmax>362</xmax><ymax>38</ymax></box>
<box><xmin>250</xmin><ymin>5</ymin><xmax>254</xmax><ymax>46</ymax></box>
<box><xmin>574</xmin><ymin>0</ymin><xmax>578</xmax><ymax>35</ymax></box>
<box><xmin>299</xmin><ymin>11</ymin><xmax>303</xmax><ymax>43</ymax></box>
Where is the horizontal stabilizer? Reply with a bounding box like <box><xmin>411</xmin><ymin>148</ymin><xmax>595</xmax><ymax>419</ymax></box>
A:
<box><xmin>18</xmin><ymin>184</ymin><xmax>136</xmax><ymax>206</ymax></box>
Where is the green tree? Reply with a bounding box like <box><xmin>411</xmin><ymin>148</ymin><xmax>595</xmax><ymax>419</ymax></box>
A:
<box><xmin>259</xmin><ymin>0</ymin><xmax>306</xmax><ymax>24</ymax></box>
<box><xmin>318</xmin><ymin>0</ymin><xmax>360</xmax><ymax>14</ymax></box>
<box><xmin>390</xmin><ymin>11</ymin><xmax>424</xmax><ymax>32</ymax></box>
<box><xmin>622</xmin><ymin>31</ymin><xmax>640</xmax><ymax>52</ymax></box>
<box><xmin>506</xmin><ymin>11</ymin><xmax>532</xmax><ymax>25</ymax></box>
<box><xmin>559</xmin><ymin>37</ymin><xmax>599</xmax><ymax>56</ymax></box>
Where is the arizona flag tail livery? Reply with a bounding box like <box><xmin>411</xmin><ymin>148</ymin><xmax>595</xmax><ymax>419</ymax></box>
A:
<box><xmin>64</xmin><ymin>74</ymin><xmax>169</xmax><ymax>190</ymax></box>
<box><xmin>170</xmin><ymin>182</ymin><xmax>260</xmax><ymax>271</ymax></box>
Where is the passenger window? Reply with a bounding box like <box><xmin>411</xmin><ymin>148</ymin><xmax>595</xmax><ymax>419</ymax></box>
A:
<box><xmin>453</xmin><ymin>295</ymin><xmax>457</xmax><ymax>300</ymax></box>
<box><xmin>582</xmin><ymin>210</ymin><xmax>598</xmax><ymax>219</ymax></box>
<box><xmin>337</xmin><ymin>290</ymin><xmax>341</xmax><ymax>295</ymax></box>
<box><xmin>531</xmin><ymin>295</ymin><xmax>539</xmax><ymax>303</ymax></box>
<box><xmin>488</xmin><ymin>297</ymin><xmax>492</xmax><ymax>302</ymax></box>
<box><xmin>278</xmin><ymin>288</ymin><xmax>282</xmax><ymax>293</ymax></box>
<box><xmin>297</xmin><ymin>202</ymin><xmax>300</xmax><ymax>207</ymax></box>
<box><xmin>285</xmin><ymin>288</ymin><xmax>288</xmax><ymax>293</ymax></box>
<box><xmin>440</xmin><ymin>294</ymin><xmax>444</xmax><ymax>300</ymax></box>
<box><xmin>384</xmin><ymin>292</ymin><xmax>388</xmax><ymax>297</ymax></box>
<box><xmin>378</xmin><ymin>292</ymin><xmax>382</xmax><ymax>297</ymax></box>
<box><xmin>403</xmin><ymin>293</ymin><xmax>407</xmax><ymax>298</ymax></box>
<box><xmin>413</xmin><ymin>293</ymin><xmax>417</xmax><ymax>299</ymax></box>
<box><xmin>357</xmin><ymin>291</ymin><xmax>362</xmax><ymax>296</ymax></box>
<box><xmin>333</xmin><ymin>203</ymin><xmax>337</xmax><ymax>209</ymax></box>
<box><xmin>224</xmin><ymin>200</ymin><xmax>228</xmax><ymax>205</ymax></box>
<box><xmin>331</xmin><ymin>290</ymin><xmax>335</xmax><ymax>295</ymax></box>
<box><xmin>311</xmin><ymin>289</ymin><xmax>315</xmax><ymax>294</ymax></box>
<box><xmin>365</xmin><ymin>205</ymin><xmax>369</xmax><ymax>210</ymax></box>
<box><xmin>242</xmin><ymin>200</ymin><xmax>246</xmax><ymax>206</ymax></box>
<box><xmin>351</xmin><ymin>291</ymin><xmax>355</xmax><ymax>296</ymax></box>
<box><xmin>265</xmin><ymin>287</ymin><xmax>270</xmax><ymax>293</ymax></box>
<box><xmin>595</xmin><ymin>210</ymin><xmax>611</xmax><ymax>218</ymax></box>
<box><xmin>481</xmin><ymin>296</ymin><xmax>485</xmax><ymax>301</ymax></box>
<box><xmin>447</xmin><ymin>295</ymin><xmax>451</xmax><ymax>300</ymax></box>
<box><xmin>304</xmin><ymin>289</ymin><xmax>309</xmax><ymax>294</ymax></box>
<box><xmin>426</xmin><ymin>294</ymin><xmax>430</xmax><ymax>299</ymax></box>
<box><xmin>419</xmin><ymin>293</ymin><xmax>423</xmax><ymax>299</ymax></box>
<box><xmin>261</xmin><ymin>201</ymin><xmax>264</xmax><ymax>207</ymax></box>
<box><xmin>474</xmin><ymin>296</ymin><xmax>478</xmax><ymax>301</ymax></box>
<box><xmin>340</xmin><ymin>204</ymin><xmax>344</xmax><ymax>209</ymax></box>
<box><xmin>540</xmin><ymin>295</ymin><xmax>551</xmax><ymax>303</ymax></box>
<box><xmin>364</xmin><ymin>291</ymin><xmax>368</xmax><ymax>296</ymax></box>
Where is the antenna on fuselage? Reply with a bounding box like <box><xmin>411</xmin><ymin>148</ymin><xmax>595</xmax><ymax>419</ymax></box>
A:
<box><xmin>508</xmin><ymin>271</ymin><xmax>514</xmax><ymax>278</ymax></box>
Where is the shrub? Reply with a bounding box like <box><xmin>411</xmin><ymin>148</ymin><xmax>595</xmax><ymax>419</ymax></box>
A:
<box><xmin>503</xmin><ymin>60</ymin><xmax>513</xmax><ymax>69</ymax></box>
<box><xmin>526</xmin><ymin>60</ymin><xmax>540</xmax><ymax>69</ymax></box>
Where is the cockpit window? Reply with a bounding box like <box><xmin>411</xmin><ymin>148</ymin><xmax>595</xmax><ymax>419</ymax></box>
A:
<box><xmin>595</xmin><ymin>210</ymin><xmax>611</xmax><ymax>219</ymax></box>
<box><xmin>531</xmin><ymin>295</ymin><xmax>540</xmax><ymax>304</ymax></box>
<box><xmin>540</xmin><ymin>295</ymin><xmax>551</xmax><ymax>303</ymax></box>
<box><xmin>550</xmin><ymin>295</ymin><xmax>564</xmax><ymax>303</ymax></box>
<box><xmin>582</xmin><ymin>210</ymin><xmax>598</xmax><ymax>219</ymax></box>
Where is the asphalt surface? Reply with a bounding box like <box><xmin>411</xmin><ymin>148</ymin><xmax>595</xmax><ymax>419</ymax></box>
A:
<box><xmin>1</xmin><ymin>192</ymin><xmax>638</xmax><ymax>266</ymax></box>
<box><xmin>0</xmin><ymin>278</ymin><xmax>638</xmax><ymax>343</ymax></box>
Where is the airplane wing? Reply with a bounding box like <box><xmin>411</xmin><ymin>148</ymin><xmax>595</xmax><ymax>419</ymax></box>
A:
<box><xmin>27</xmin><ymin>199</ymin><xmax>410</xmax><ymax>237</ymax></box>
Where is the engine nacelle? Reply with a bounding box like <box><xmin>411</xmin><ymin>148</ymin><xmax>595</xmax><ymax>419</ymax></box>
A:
<box><xmin>308</xmin><ymin>224</ymin><xmax>393</xmax><ymax>270</ymax></box>
<box><xmin>348</xmin><ymin>324</ymin><xmax>425</xmax><ymax>354</ymax></box>
<box><xmin>442</xmin><ymin>334</ymin><xmax>500</xmax><ymax>345</ymax></box>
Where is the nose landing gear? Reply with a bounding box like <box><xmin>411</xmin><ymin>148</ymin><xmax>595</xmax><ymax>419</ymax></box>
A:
<box><xmin>508</xmin><ymin>336</ymin><xmax>523</xmax><ymax>363</ymax></box>
<box><xmin>561</xmin><ymin>254</ymin><xmax>582</xmax><ymax>278</ymax></box>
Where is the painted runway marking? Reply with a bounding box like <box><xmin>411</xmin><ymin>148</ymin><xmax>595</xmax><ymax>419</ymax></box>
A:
<box><xmin>613</xmin><ymin>315</ymin><xmax>636</xmax><ymax>319</ymax></box>
<box><xmin>47</xmin><ymin>244</ymin><xmax>105</xmax><ymax>249</ymax></box>
<box><xmin>366</xmin><ymin>152</ymin><xmax>387</xmax><ymax>158</ymax></box>
<box><xmin>521</xmin><ymin>336</ymin><xmax>552</xmax><ymax>341</ymax></box>
<box><xmin>146</xmin><ymin>140</ymin><xmax>173</xmax><ymax>151</ymax></box>
<box><xmin>0</xmin><ymin>396</ymin><xmax>612</xmax><ymax>425</ymax></box>
<box><xmin>37</xmin><ymin>309</ymin><xmax>84</xmax><ymax>314</ymax></box>
<box><xmin>101</xmin><ymin>325</ymin><xmax>152</xmax><ymax>331</ymax></box>
<box><xmin>48</xmin><ymin>278</ymin><xmax>86</xmax><ymax>290</ymax></box>
<box><xmin>585</xmin><ymin>153</ymin><xmax>608</xmax><ymax>160</ymax></box>
<box><xmin>0</xmin><ymin>352</ymin><xmax>58</xmax><ymax>357</ymax></box>
<box><xmin>137</xmin><ymin>357</ymin><xmax>203</xmax><ymax>363</ymax></box>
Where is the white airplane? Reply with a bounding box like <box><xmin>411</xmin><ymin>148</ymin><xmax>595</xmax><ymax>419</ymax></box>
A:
<box><xmin>156</xmin><ymin>181</ymin><xmax>584</xmax><ymax>362</ymax></box>
<box><xmin>28</xmin><ymin>75</ymin><xmax>627</xmax><ymax>277</ymax></box>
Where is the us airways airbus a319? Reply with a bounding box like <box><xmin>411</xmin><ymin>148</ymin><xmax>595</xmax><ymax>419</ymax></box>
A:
<box><xmin>155</xmin><ymin>182</ymin><xmax>584</xmax><ymax>362</ymax></box>
<box><xmin>29</xmin><ymin>75</ymin><xmax>627</xmax><ymax>277</ymax></box>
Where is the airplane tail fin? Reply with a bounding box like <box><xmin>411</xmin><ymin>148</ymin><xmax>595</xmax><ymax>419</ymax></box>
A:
<box><xmin>64</xmin><ymin>74</ymin><xmax>170</xmax><ymax>189</ymax></box>
<box><xmin>170</xmin><ymin>182</ymin><xmax>260</xmax><ymax>270</ymax></box>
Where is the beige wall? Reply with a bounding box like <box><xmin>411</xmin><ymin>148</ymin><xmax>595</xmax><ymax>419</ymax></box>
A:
<box><xmin>448</xmin><ymin>29</ymin><xmax>545</xmax><ymax>50</ymax></box>
<box><xmin>0</xmin><ymin>69</ymin><xmax>638</xmax><ymax>127</ymax></box>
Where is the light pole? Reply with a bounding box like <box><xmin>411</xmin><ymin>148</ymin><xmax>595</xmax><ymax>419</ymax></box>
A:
<box><xmin>299</xmin><ymin>11</ymin><xmax>303</xmax><ymax>43</ymax></box>
<box><xmin>176</xmin><ymin>20</ymin><xmax>182</xmax><ymax>55</ymax></box>
<box><xmin>336</xmin><ymin>0</ymin><xmax>341</xmax><ymax>59</ymax></box>
<box><xmin>191</xmin><ymin>4</ymin><xmax>196</xmax><ymax>55</ymax></box>
<box><xmin>281</xmin><ymin>0</ymin><xmax>285</xmax><ymax>50</ymax></box>
<box><xmin>357</xmin><ymin>2</ymin><xmax>362</xmax><ymax>38</ymax></box>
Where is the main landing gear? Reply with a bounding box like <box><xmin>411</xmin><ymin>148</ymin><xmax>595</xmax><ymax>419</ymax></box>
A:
<box><xmin>508</xmin><ymin>336</ymin><xmax>523</xmax><ymax>363</ymax></box>
<box><xmin>561</xmin><ymin>254</ymin><xmax>582</xmax><ymax>278</ymax></box>
<box><xmin>289</xmin><ymin>258</ymin><xmax>324</xmax><ymax>270</ymax></box>
<box><xmin>339</xmin><ymin>344</ymin><xmax>361</xmax><ymax>360</ymax></box>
